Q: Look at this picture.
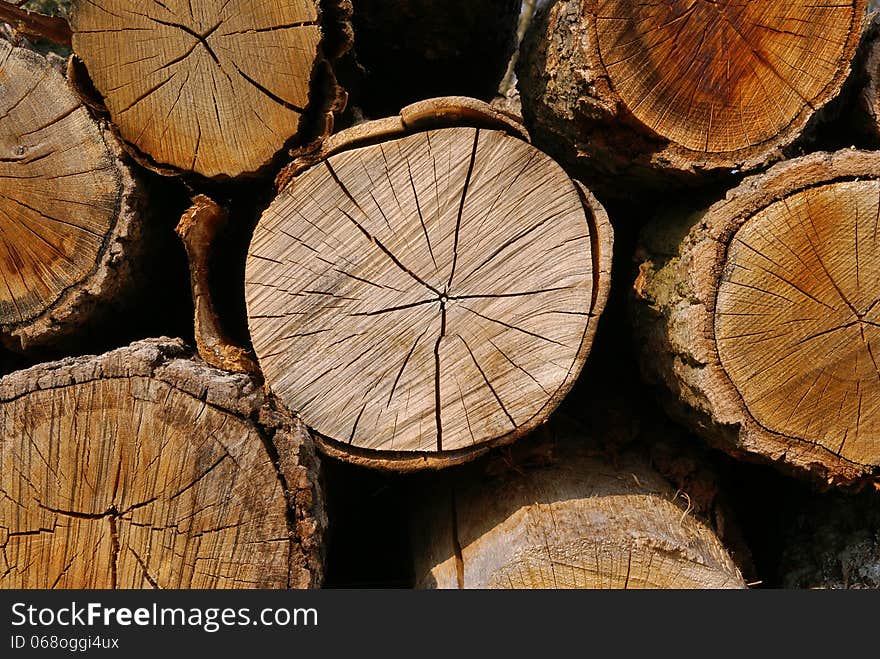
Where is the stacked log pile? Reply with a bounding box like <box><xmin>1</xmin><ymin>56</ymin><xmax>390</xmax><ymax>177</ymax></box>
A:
<box><xmin>1</xmin><ymin>0</ymin><xmax>879</xmax><ymax>589</ymax></box>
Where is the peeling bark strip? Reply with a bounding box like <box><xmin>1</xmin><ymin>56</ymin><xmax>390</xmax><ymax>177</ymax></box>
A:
<box><xmin>0</xmin><ymin>338</ymin><xmax>325</xmax><ymax>588</ymax></box>
<box><xmin>68</xmin><ymin>0</ymin><xmax>349</xmax><ymax>178</ymax></box>
<box><xmin>0</xmin><ymin>39</ymin><xmax>143</xmax><ymax>352</ymax></box>
<box><xmin>246</xmin><ymin>98</ymin><xmax>613</xmax><ymax>470</ymax></box>
<box><xmin>632</xmin><ymin>149</ymin><xmax>880</xmax><ymax>486</ymax></box>
<box><xmin>517</xmin><ymin>0</ymin><xmax>867</xmax><ymax>188</ymax></box>
<box><xmin>412</xmin><ymin>443</ymin><xmax>745</xmax><ymax>589</ymax></box>
<box><xmin>176</xmin><ymin>195</ymin><xmax>259</xmax><ymax>375</ymax></box>
<box><xmin>0</xmin><ymin>2</ymin><xmax>72</xmax><ymax>46</ymax></box>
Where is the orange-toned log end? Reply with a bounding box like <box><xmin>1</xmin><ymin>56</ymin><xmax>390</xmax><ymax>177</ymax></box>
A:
<box><xmin>176</xmin><ymin>195</ymin><xmax>259</xmax><ymax>376</ymax></box>
<box><xmin>0</xmin><ymin>338</ymin><xmax>325</xmax><ymax>589</ymax></box>
<box><xmin>0</xmin><ymin>39</ymin><xmax>143</xmax><ymax>352</ymax></box>
<box><xmin>68</xmin><ymin>0</ymin><xmax>351</xmax><ymax>179</ymax></box>
<box><xmin>518</xmin><ymin>0</ymin><xmax>867</xmax><ymax>189</ymax></box>
<box><xmin>632</xmin><ymin>149</ymin><xmax>880</xmax><ymax>486</ymax></box>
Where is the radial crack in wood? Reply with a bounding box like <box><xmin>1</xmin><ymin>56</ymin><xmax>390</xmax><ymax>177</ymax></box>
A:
<box><xmin>0</xmin><ymin>39</ymin><xmax>143</xmax><ymax>352</ymax></box>
<box><xmin>517</xmin><ymin>0</ymin><xmax>867</xmax><ymax>188</ymax></box>
<box><xmin>246</xmin><ymin>102</ymin><xmax>613</xmax><ymax>470</ymax></box>
<box><xmin>412</xmin><ymin>441</ymin><xmax>746</xmax><ymax>589</ymax></box>
<box><xmin>68</xmin><ymin>0</ymin><xmax>348</xmax><ymax>178</ymax></box>
<box><xmin>0</xmin><ymin>338</ymin><xmax>325</xmax><ymax>589</ymax></box>
<box><xmin>632</xmin><ymin>149</ymin><xmax>880</xmax><ymax>485</ymax></box>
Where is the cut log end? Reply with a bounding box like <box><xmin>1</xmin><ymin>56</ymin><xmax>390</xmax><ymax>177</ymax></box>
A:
<box><xmin>68</xmin><ymin>0</ymin><xmax>349</xmax><ymax>179</ymax></box>
<box><xmin>716</xmin><ymin>179</ymin><xmax>880</xmax><ymax>467</ymax></box>
<box><xmin>0</xmin><ymin>39</ymin><xmax>142</xmax><ymax>352</ymax></box>
<box><xmin>518</xmin><ymin>0</ymin><xmax>867</xmax><ymax>185</ymax></box>
<box><xmin>412</xmin><ymin>443</ymin><xmax>745</xmax><ymax>589</ymax></box>
<box><xmin>246</xmin><ymin>102</ymin><xmax>612</xmax><ymax>470</ymax></box>
<box><xmin>593</xmin><ymin>0</ymin><xmax>863</xmax><ymax>154</ymax></box>
<box><xmin>0</xmin><ymin>338</ymin><xmax>325</xmax><ymax>589</ymax></box>
<box><xmin>633</xmin><ymin>149</ymin><xmax>880</xmax><ymax>485</ymax></box>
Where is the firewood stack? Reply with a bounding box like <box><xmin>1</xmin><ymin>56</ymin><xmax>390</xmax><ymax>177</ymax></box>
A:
<box><xmin>0</xmin><ymin>0</ymin><xmax>878</xmax><ymax>590</ymax></box>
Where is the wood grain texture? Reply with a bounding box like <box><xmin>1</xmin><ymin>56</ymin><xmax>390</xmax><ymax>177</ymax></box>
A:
<box><xmin>413</xmin><ymin>442</ymin><xmax>745</xmax><ymax>589</ymax></box>
<box><xmin>247</xmin><ymin>106</ymin><xmax>612</xmax><ymax>470</ymax></box>
<box><xmin>69</xmin><ymin>0</ymin><xmax>338</xmax><ymax>178</ymax></box>
<box><xmin>517</xmin><ymin>0</ymin><xmax>867</xmax><ymax>190</ymax></box>
<box><xmin>0</xmin><ymin>39</ymin><xmax>143</xmax><ymax>352</ymax></box>
<box><xmin>0</xmin><ymin>338</ymin><xmax>325</xmax><ymax>589</ymax></box>
<box><xmin>632</xmin><ymin>149</ymin><xmax>880</xmax><ymax>485</ymax></box>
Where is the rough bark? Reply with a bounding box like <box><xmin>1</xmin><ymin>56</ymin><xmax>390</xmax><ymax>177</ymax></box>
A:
<box><xmin>411</xmin><ymin>436</ymin><xmax>746</xmax><ymax>589</ymax></box>
<box><xmin>346</xmin><ymin>0</ymin><xmax>521</xmax><ymax>116</ymax></box>
<box><xmin>517</xmin><ymin>0</ymin><xmax>867</xmax><ymax>193</ymax></box>
<box><xmin>632</xmin><ymin>149</ymin><xmax>880</xmax><ymax>486</ymax></box>
<box><xmin>66</xmin><ymin>0</ymin><xmax>351</xmax><ymax>179</ymax></box>
<box><xmin>246</xmin><ymin>98</ymin><xmax>613</xmax><ymax>471</ymax></box>
<box><xmin>0</xmin><ymin>38</ymin><xmax>145</xmax><ymax>353</ymax></box>
<box><xmin>0</xmin><ymin>338</ymin><xmax>325</xmax><ymax>588</ymax></box>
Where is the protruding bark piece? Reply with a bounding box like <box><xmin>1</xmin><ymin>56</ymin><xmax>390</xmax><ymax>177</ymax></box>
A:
<box><xmin>176</xmin><ymin>195</ymin><xmax>259</xmax><ymax>375</ymax></box>
<box><xmin>276</xmin><ymin>96</ymin><xmax>529</xmax><ymax>188</ymax></box>
<box><xmin>68</xmin><ymin>0</ymin><xmax>350</xmax><ymax>178</ymax></box>
<box><xmin>412</xmin><ymin>440</ymin><xmax>745</xmax><ymax>589</ymax></box>
<box><xmin>0</xmin><ymin>338</ymin><xmax>325</xmax><ymax>589</ymax></box>
<box><xmin>0</xmin><ymin>1</ymin><xmax>72</xmax><ymax>46</ymax></box>
<box><xmin>0</xmin><ymin>39</ymin><xmax>143</xmax><ymax>352</ymax></box>
<box><xmin>632</xmin><ymin>149</ymin><xmax>880</xmax><ymax>485</ymax></box>
<box><xmin>518</xmin><ymin>0</ymin><xmax>867</xmax><ymax>189</ymax></box>
<box><xmin>347</xmin><ymin>0</ymin><xmax>521</xmax><ymax>115</ymax></box>
<box><xmin>247</xmin><ymin>98</ymin><xmax>613</xmax><ymax>470</ymax></box>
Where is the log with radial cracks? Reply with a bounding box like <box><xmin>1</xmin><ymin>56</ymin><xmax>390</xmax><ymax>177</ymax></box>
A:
<box><xmin>0</xmin><ymin>338</ymin><xmax>325</xmax><ymax>588</ymax></box>
<box><xmin>412</xmin><ymin>440</ymin><xmax>745</xmax><ymax>589</ymax></box>
<box><xmin>0</xmin><ymin>39</ymin><xmax>143</xmax><ymax>352</ymax></box>
<box><xmin>517</xmin><ymin>0</ymin><xmax>867</xmax><ymax>190</ymax></box>
<box><xmin>632</xmin><ymin>149</ymin><xmax>880</xmax><ymax>485</ymax></box>
<box><xmin>246</xmin><ymin>98</ymin><xmax>613</xmax><ymax>470</ymax></box>
<box><xmin>68</xmin><ymin>0</ymin><xmax>350</xmax><ymax>178</ymax></box>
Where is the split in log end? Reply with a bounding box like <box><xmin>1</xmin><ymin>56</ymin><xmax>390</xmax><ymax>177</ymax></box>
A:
<box><xmin>0</xmin><ymin>39</ymin><xmax>145</xmax><ymax>352</ymax></box>
<box><xmin>0</xmin><ymin>338</ymin><xmax>325</xmax><ymax>588</ymax></box>
<box><xmin>248</xmin><ymin>98</ymin><xmax>613</xmax><ymax>470</ymax></box>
